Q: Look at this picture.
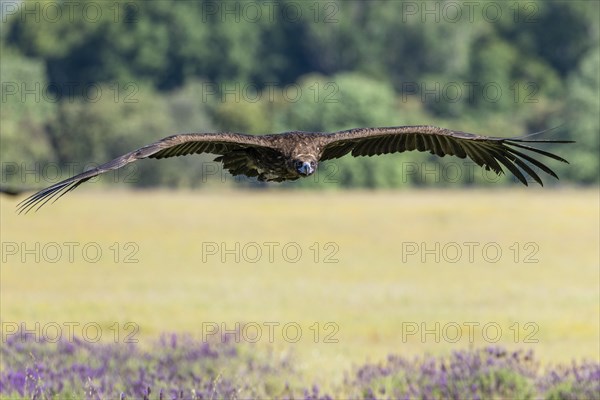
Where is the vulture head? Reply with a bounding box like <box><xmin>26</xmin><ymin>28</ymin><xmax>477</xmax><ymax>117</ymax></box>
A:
<box><xmin>291</xmin><ymin>155</ymin><xmax>318</xmax><ymax>177</ymax></box>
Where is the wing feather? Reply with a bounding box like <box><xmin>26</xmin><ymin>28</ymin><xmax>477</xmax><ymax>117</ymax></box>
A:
<box><xmin>405</xmin><ymin>133</ymin><xmax>416</xmax><ymax>151</ymax></box>
<box><xmin>396</xmin><ymin>133</ymin><xmax>408</xmax><ymax>151</ymax></box>
<box><xmin>431</xmin><ymin>135</ymin><xmax>446</xmax><ymax>157</ymax></box>
<box><xmin>415</xmin><ymin>133</ymin><xmax>426</xmax><ymax>152</ymax></box>
<box><xmin>503</xmin><ymin>146</ymin><xmax>558</xmax><ymax>179</ymax></box>
<box><xmin>448</xmin><ymin>136</ymin><xmax>467</xmax><ymax>158</ymax></box>
<box><xmin>484</xmin><ymin>146</ymin><xmax>528</xmax><ymax>185</ymax></box>
<box><xmin>388</xmin><ymin>134</ymin><xmax>401</xmax><ymax>153</ymax></box>
<box><xmin>505</xmin><ymin>141</ymin><xmax>569</xmax><ymax>163</ymax></box>
<box><xmin>320</xmin><ymin>125</ymin><xmax>572</xmax><ymax>185</ymax></box>
<box><xmin>507</xmin><ymin>153</ymin><xmax>543</xmax><ymax>186</ymax></box>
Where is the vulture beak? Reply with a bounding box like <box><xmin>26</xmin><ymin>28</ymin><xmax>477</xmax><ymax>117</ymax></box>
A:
<box><xmin>297</xmin><ymin>161</ymin><xmax>315</xmax><ymax>176</ymax></box>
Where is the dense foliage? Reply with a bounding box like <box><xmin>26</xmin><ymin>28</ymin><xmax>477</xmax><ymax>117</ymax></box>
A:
<box><xmin>1</xmin><ymin>333</ymin><xmax>598</xmax><ymax>399</ymax></box>
<box><xmin>1</xmin><ymin>0</ymin><xmax>598</xmax><ymax>188</ymax></box>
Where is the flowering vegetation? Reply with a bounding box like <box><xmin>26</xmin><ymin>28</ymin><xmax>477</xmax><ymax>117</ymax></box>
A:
<box><xmin>0</xmin><ymin>332</ymin><xmax>297</xmax><ymax>399</ymax></box>
<box><xmin>1</xmin><ymin>333</ymin><xmax>598</xmax><ymax>399</ymax></box>
<box><xmin>343</xmin><ymin>347</ymin><xmax>599</xmax><ymax>400</ymax></box>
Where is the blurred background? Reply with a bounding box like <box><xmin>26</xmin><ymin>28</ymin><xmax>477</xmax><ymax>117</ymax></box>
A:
<box><xmin>1</xmin><ymin>0</ymin><xmax>599</xmax><ymax>397</ymax></box>
<box><xmin>2</xmin><ymin>0</ymin><xmax>598</xmax><ymax>188</ymax></box>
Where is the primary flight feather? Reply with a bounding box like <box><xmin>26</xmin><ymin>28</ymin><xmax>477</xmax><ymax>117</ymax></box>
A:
<box><xmin>17</xmin><ymin>125</ymin><xmax>573</xmax><ymax>213</ymax></box>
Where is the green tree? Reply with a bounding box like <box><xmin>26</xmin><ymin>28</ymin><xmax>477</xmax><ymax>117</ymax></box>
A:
<box><xmin>0</xmin><ymin>45</ymin><xmax>55</xmax><ymax>187</ymax></box>
<box><xmin>556</xmin><ymin>48</ymin><xmax>600</xmax><ymax>184</ymax></box>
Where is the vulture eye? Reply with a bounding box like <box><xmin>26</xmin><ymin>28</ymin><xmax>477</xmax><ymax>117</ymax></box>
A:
<box><xmin>295</xmin><ymin>161</ymin><xmax>303</xmax><ymax>167</ymax></box>
<box><xmin>310</xmin><ymin>161</ymin><xmax>316</xmax><ymax>167</ymax></box>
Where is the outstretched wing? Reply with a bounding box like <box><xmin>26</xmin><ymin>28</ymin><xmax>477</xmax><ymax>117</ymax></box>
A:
<box><xmin>17</xmin><ymin>133</ymin><xmax>278</xmax><ymax>214</ymax></box>
<box><xmin>320</xmin><ymin>125</ymin><xmax>573</xmax><ymax>185</ymax></box>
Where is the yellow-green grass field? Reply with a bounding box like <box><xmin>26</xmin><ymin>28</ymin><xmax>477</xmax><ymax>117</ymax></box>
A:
<box><xmin>1</xmin><ymin>188</ymin><xmax>598</xmax><ymax>383</ymax></box>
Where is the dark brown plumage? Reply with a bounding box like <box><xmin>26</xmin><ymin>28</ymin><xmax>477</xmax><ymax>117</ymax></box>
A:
<box><xmin>17</xmin><ymin>125</ymin><xmax>573</xmax><ymax>213</ymax></box>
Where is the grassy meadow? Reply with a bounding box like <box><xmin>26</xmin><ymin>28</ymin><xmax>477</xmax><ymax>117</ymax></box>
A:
<box><xmin>1</xmin><ymin>188</ymin><xmax>598</xmax><ymax>385</ymax></box>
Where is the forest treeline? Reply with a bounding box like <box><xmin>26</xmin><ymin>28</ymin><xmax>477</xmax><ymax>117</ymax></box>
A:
<box><xmin>1</xmin><ymin>0</ymin><xmax>598</xmax><ymax>189</ymax></box>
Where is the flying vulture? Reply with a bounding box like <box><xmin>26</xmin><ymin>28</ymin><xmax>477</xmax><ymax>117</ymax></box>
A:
<box><xmin>17</xmin><ymin>125</ymin><xmax>572</xmax><ymax>213</ymax></box>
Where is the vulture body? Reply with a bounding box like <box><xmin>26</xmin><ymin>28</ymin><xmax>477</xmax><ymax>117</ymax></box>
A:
<box><xmin>17</xmin><ymin>125</ymin><xmax>573</xmax><ymax>213</ymax></box>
